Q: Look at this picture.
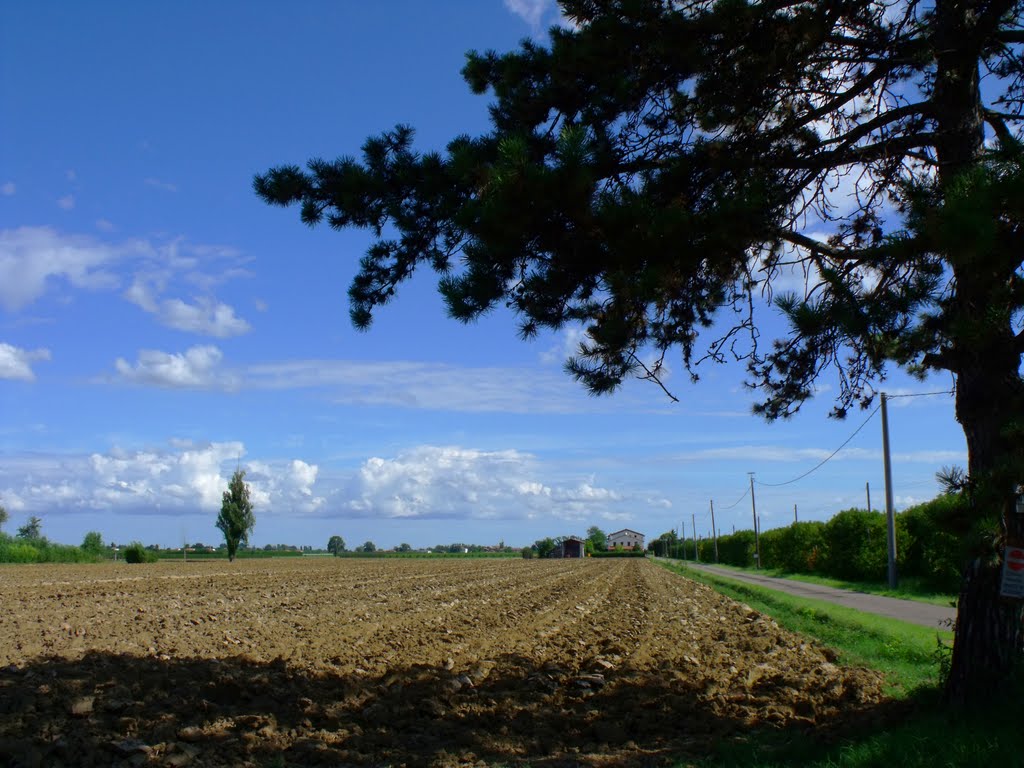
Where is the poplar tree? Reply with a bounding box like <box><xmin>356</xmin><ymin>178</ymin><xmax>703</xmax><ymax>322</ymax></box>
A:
<box><xmin>256</xmin><ymin>0</ymin><xmax>1024</xmax><ymax>702</ymax></box>
<box><xmin>217</xmin><ymin>470</ymin><xmax>255</xmax><ymax>562</ymax></box>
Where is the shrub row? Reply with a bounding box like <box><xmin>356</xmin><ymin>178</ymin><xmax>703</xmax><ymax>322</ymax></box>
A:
<box><xmin>0</xmin><ymin>534</ymin><xmax>104</xmax><ymax>564</ymax></box>
<box><xmin>670</xmin><ymin>495</ymin><xmax>968</xmax><ymax>592</ymax></box>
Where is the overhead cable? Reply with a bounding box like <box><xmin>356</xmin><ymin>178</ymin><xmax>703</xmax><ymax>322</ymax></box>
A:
<box><xmin>756</xmin><ymin>402</ymin><xmax>882</xmax><ymax>487</ymax></box>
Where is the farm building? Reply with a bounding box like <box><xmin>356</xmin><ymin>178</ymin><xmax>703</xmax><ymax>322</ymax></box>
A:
<box><xmin>607</xmin><ymin>529</ymin><xmax>645</xmax><ymax>550</ymax></box>
<box><xmin>551</xmin><ymin>536</ymin><xmax>586</xmax><ymax>558</ymax></box>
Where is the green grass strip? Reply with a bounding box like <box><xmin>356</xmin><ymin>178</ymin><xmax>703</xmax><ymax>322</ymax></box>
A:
<box><xmin>698</xmin><ymin>562</ymin><xmax>956</xmax><ymax>607</ymax></box>
<box><xmin>658</xmin><ymin>560</ymin><xmax>949</xmax><ymax>695</ymax></box>
<box><xmin>659</xmin><ymin>561</ymin><xmax>1020</xmax><ymax>768</ymax></box>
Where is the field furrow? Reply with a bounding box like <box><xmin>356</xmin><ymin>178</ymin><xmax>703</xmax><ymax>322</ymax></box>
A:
<box><xmin>0</xmin><ymin>557</ymin><xmax>887</xmax><ymax>767</ymax></box>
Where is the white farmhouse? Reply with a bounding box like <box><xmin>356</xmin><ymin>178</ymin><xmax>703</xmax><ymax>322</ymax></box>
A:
<box><xmin>606</xmin><ymin>528</ymin><xmax>645</xmax><ymax>550</ymax></box>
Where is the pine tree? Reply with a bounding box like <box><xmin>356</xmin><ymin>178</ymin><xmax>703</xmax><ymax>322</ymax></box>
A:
<box><xmin>256</xmin><ymin>0</ymin><xmax>1024</xmax><ymax>702</ymax></box>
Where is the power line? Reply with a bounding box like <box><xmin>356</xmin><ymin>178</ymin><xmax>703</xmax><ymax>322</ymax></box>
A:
<box><xmin>885</xmin><ymin>389</ymin><xmax>955</xmax><ymax>399</ymax></box>
<box><xmin>718</xmin><ymin>484</ymin><xmax>750</xmax><ymax>511</ymax></box>
<box><xmin>756</xmin><ymin>403</ymin><xmax>882</xmax><ymax>487</ymax></box>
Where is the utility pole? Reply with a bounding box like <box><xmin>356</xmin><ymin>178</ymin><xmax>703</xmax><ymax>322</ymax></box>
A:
<box><xmin>749</xmin><ymin>472</ymin><xmax>761</xmax><ymax>569</ymax></box>
<box><xmin>793</xmin><ymin>503</ymin><xmax>798</xmax><ymax>524</ymax></box>
<box><xmin>866</xmin><ymin>481</ymin><xmax>872</xmax><ymax>513</ymax></box>
<box><xmin>692</xmin><ymin>513</ymin><xmax>698</xmax><ymax>562</ymax></box>
<box><xmin>881</xmin><ymin>393</ymin><xmax>898</xmax><ymax>588</ymax></box>
<box><xmin>709</xmin><ymin>500</ymin><xmax>719</xmax><ymax>563</ymax></box>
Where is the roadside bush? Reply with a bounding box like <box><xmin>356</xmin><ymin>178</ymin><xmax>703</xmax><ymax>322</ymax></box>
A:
<box><xmin>123</xmin><ymin>541</ymin><xmax>158</xmax><ymax>564</ymax></box>
<box><xmin>760</xmin><ymin>521</ymin><xmax>827</xmax><ymax>573</ymax></box>
<box><xmin>696</xmin><ymin>537</ymin><xmax>716</xmax><ymax>562</ymax></box>
<box><xmin>823</xmin><ymin>508</ymin><xmax>887</xmax><ymax>580</ymax></box>
<box><xmin>899</xmin><ymin>494</ymin><xmax>967</xmax><ymax>592</ymax></box>
<box><xmin>716</xmin><ymin>530</ymin><xmax>756</xmax><ymax>567</ymax></box>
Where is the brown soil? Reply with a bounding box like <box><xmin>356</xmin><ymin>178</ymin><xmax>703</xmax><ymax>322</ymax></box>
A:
<box><xmin>0</xmin><ymin>557</ymin><xmax>888</xmax><ymax>767</ymax></box>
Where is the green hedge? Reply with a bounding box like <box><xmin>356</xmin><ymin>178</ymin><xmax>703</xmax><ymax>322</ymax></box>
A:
<box><xmin>0</xmin><ymin>534</ymin><xmax>103</xmax><ymax>564</ymax></box>
<box><xmin>703</xmin><ymin>496</ymin><xmax>967</xmax><ymax>589</ymax></box>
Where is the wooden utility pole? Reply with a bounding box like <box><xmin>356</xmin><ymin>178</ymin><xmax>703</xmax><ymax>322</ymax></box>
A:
<box><xmin>793</xmin><ymin>503</ymin><xmax>798</xmax><ymax>524</ymax></box>
<box><xmin>881</xmin><ymin>393</ymin><xmax>898</xmax><ymax>588</ymax></box>
<box><xmin>749</xmin><ymin>472</ymin><xmax>761</xmax><ymax>569</ymax></box>
<box><xmin>709</xmin><ymin>500</ymin><xmax>719</xmax><ymax>563</ymax></box>
<box><xmin>866</xmin><ymin>481</ymin><xmax>872</xmax><ymax>513</ymax></box>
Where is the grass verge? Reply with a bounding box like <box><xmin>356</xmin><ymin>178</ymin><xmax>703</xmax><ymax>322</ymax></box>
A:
<box><xmin>659</xmin><ymin>560</ymin><xmax>947</xmax><ymax>695</ymax></box>
<box><xmin>690</xmin><ymin>561</ymin><xmax>956</xmax><ymax>607</ymax></box>
<box><xmin>658</xmin><ymin>561</ymin><xmax>1019</xmax><ymax>768</ymax></box>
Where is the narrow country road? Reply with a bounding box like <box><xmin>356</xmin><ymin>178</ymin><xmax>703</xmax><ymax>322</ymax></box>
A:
<box><xmin>678</xmin><ymin>562</ymin><xmax>957</xmax><ymax>630</ymax></box>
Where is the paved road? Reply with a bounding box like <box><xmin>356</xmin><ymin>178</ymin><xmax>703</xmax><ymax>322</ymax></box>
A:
<box><xmin>679</xmin><ymin>562</ymin><xmax>957</xmax><ymax>630</ymax></box>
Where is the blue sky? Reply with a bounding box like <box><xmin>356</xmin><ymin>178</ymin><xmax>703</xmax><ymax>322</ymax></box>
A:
<box><xmin>0</xmin><ymin>1</ymin><xmax>965</xmax><ymax>550</ymax></box>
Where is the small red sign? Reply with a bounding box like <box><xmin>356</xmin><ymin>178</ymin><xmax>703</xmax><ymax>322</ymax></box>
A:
<box><xmin>1004</xmin><ymin>547</ymin><xmax>1024</xmax><ymax>596</ymax></box>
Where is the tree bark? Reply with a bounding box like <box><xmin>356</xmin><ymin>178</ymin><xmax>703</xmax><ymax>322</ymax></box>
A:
<box><xmin>935</xmin><ymin>0</ymin><xmax>1024</xmax><ymax>704</ymax></box>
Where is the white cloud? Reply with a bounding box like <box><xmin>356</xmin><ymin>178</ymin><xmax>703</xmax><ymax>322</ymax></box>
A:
<box><xmin>0</xmin><ymin>440</ymin><xmax>322</xmax><ymax>517</ymax></box>
<box><xmin>0</xmin><ymin>227</ymin><xmax>123</xmax><ymax>311</ymax></box>
<box><xmin>504</xmin><ymin>0</ymin><xmax>551</xmax><ymax>30</ymax></box>
<box><xmin>144</xmin><ymin>177</ymin><xmax>178</xmax><ymax>192</ymax></box>
<box><xmin>110</xmin><ymin>353</ymin><xmax>649</xmax><ymax>413</ymax></box>
<box><xmin>57</xmin><ymin>194</ymin><xmax>75</xmax><ymax>210</ymax></box>
<box><xmin>0</xmin><ymin>342</ymin><xmax>51</xmax><ymax>381</ymax></box>
<box><xmin>1</xmin><ymin>182</ymin><xmax>14</xmax><ymax>196</ymax></box>
<box><xmin>125</xmin><ymin>276</ymin><xmax>250</xmax><ymax>337</ymax></box>
<box><xmin>114</xmin><ymin>345</ymin><xmax>232</xmax><ymax>389</ymax></box>
<box><xmin>339</xmin><ymin>445</ymin><xmax>662</xmax><ymax>521</ymax></box>
<box><xmin>0</xmin><ymin>227</ymin><xmax>252</xmax><ymax>337</ymax></box>
<box><xmin>540</xmin><ymin>325</ymin><xmax>586</xmax><ymax>365</ymax></box>
<box><xmin>95</xmin><ymin>219</ymin><xmax>115</xmax><ymax>232</ymax></box>
<box><xmin>160</xmin><ymin>296</ymin><xmax>250</xmax><ymax>337</ymax></box>
<box><xmin>246</xmin><ymin>358</ymin><xmax>615</xmax><ymax>413</ymax></box>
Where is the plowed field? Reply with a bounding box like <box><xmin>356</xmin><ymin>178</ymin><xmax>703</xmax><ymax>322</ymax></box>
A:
<box><xmin>0</xmin><ymin>557</ymin><xmax>887</xmax><ymax>767</ymax></box>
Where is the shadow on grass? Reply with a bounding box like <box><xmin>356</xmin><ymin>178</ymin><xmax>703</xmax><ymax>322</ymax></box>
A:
<box><xmin>706</xmin><ymin>684</ymin><xmax>1023</xmax><ymax>768</ymax></box>
<box><xmin>0</xmin><ymin>651</ymin><xmax>910</xmax><ymax>767</ymax></box>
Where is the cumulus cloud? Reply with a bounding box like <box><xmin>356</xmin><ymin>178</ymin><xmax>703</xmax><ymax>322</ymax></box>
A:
<box><xmin>114</xmin><ymin>345</ymin><xmax>232</xmax><ymax>389</ymax></box>
<box><xmin>0</xmin><ymin>227</ymin><xmax>122</xmax><ymax>311</ymax></box>
<box><xmin>0</xmin><ymin>227</ymin><xmax>251</xmax><ymax>337</ymax></box>
<box><xmin>0</xmin><ymin>439</ymin><xmax>666</xmax><ymax>526</ymax></box>
<box><xmin>125</xmin><ymin>277</ymin><xmax>250</xmax><ymax>337</ymax></box>
<box><xmin>1</xmin><ymin>225</ymin><xmax>249</xmax><ymax>325</ymax></box>
<box><xmin>0</xmin><ymin>440</ymin><xmax>322</xmax><ymax>517</ymax></box>
<box><xmin>339</xmin><ymin>445</ymin><xmax>662</xmax><ymax>521</ymax></box>
<box><xmin>0</xmin><ymin>342</ymin><xmax>51</xmax><ymax>381</ymax></box>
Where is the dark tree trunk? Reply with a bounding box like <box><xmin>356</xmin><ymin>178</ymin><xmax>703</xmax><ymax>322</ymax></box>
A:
<box><xmin>933</xmin><ymin>0</ymin><xmax>1024</xmax><ymax>704</ymax></box>
<box><xmin>944</xmin><ymin>238</ymin><xmax>1024</xmax><ymax>704</ymax></box>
